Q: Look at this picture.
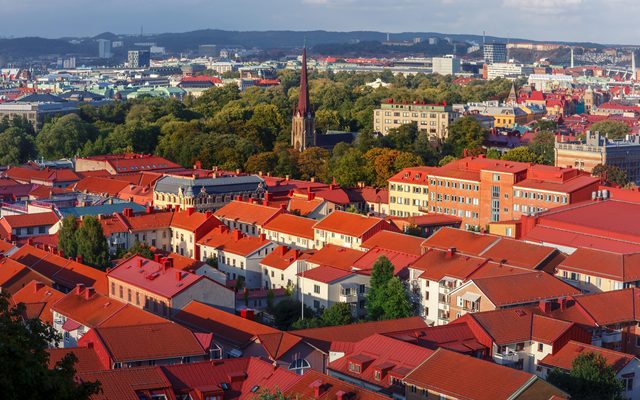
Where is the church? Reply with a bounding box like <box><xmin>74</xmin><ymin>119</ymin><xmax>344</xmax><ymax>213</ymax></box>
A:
<box><xmin>290</xmin><ymin>48</ymin><xmax>356</xmax><ymax>152</ymax></box>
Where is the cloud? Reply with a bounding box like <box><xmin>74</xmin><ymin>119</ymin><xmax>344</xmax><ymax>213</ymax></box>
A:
<box><xmin>503</xmin><ymin>0</ymin><xmax>584</xmax><ymax>13</ymax></box>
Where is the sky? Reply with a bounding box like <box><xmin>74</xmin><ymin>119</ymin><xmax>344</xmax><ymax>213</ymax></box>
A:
<box><xmin>0</xmin><ymin>0</ymin><xmax>637</xmax><ymax>44</ymax></box>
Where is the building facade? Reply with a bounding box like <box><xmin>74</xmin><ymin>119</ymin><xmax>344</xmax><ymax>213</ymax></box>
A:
<box><xmin>373</xmin><ymin>100</ymin><xmax>459</xmax><ymax>140</ymax></box>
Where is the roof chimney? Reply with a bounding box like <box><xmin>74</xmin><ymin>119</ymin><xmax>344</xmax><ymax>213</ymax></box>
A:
<box><xmin>539</xmin><ymin>300</ymin><xmax>552</xmax><ymax>314</ymax></box>
<box><xmin>175</xmin><ymin>271</ymin><xmax>182</xmax><ymax>281</ymax></box>
<box><xmin>235</xmin><ymin>195</ymin><xmax>242</xmax><ymax>201</ymax></box>
<box><xmin>138</xmin><ymin>258</ymin><xmax>144</xmax><ymax>268</ymax></box>
<box><xmin>84</xmin><ymin>287</ymin><xmax>95</xmax><ymax>300</ymax></box>
<box><xmin>75</xmin><ymin>283</ymin><xmax>85</xmax><ymax>295</ymax></box>
<box><xmin>75</xmin><ymin>256</ymin><xmax>83</xmax><ymax>264</ymax></box>
<box><xmin>146</xmin><ymin>205</ymin><xmax>154</xmax><ymax>214</ymax></box>
<box><xmin>154</xmin><ymin>254</ymin><xmax>161</xmax><ymax>263</ymax></box>
<box><xmin>165</xmin><ymin>257</ymin><xmax>174</xmax><ymax>270</ymax></box>
<box><xmin>309</xmin><ymin>380</ymin><xmax>324</xmax><ymax>398</ymax></box>
<box><xmin>123</xmin><ymin>208</ymin><xmax>133</xmax><ymax>217</ymax></box>
<box><xmin>336</xmin><ymin>391</ymin><xmax>346</xmax><ymax>400</ymax></box>
<box><xmin>279</xmin><ymin>246</ymin><xmax>288</xmax><ymax>256</ymax></box>
<box><xmin>187</xmin><ymin>207</ymin><xmax>195</xmax><ymax>216</ymax></box>
<box><xmin>205</xmin><ymin>211</ymin><xmax>212</xmax><ymax>218</ymax></box>
<box><xmin>174</xmin><ymin>205</ymin><xmax>181</xmax><ymax>212</ymax></box>
<box><xmin>447</xmin><ymin>247</ymin><xmax>456</xmax><ymax>257</ymax></box>
<box><xmin>232</xmin><ymin>230</ymin><xmax>242</xmax><ymax>241</ymax></box>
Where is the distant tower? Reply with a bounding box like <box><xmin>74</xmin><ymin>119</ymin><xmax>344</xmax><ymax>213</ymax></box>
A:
<box><xmin>291</xmin><ymin>47</ymin><xmax>315</xmax><ymax>152</ymax></box>
<box><xmin>570</xmin><ymin>47</ymin><xmax>574</xmax><ymax>69</ymax></box>
<box><xmin>507</xmin><ymin>82</ymin><xmax>517</xmax><ymax>104</ymax></box>
<box><xmin>632</xmin><ymin>50</ymin><xmax>636</xmax><ymax>80</ymax></box>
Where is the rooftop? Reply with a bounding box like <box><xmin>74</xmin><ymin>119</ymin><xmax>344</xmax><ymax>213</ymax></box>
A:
<box><xmin>313</xmin><ymin>211</ymin><xmax>389</xmax><ymax>238</ymax></box>
<box><xmin>262</xmin><ymin>213</ymin><xmax>315</xmax><ymax>239</ymax></box>
<box><xmin>214</xmin><ymin>200</ymin><xmax>283</xmax><ymax>226</ymax></box>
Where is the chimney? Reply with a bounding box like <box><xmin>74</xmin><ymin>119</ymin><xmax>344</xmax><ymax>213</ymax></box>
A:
<box><xmin>310</xmin><ymin>177</ymin><xmax>315</xmax><ymax>183</ymax></box>
<box><xmin>138</xmin><ymin>258</ymin><xmax>144</xmax><ymax>268</ymax></box>
<box><xmin>34</xmin><ymin>281</ymin><xmax>45</xmax><ymax>292</ymax></box>
<box><xmin>280</xmin><ymin>204</ymin><xmax>287</xmax><ymax>210</ymax></box>
<box><xmin>75</xmin><ymin>283</ymin><xmax>85</xmax><ymax>295</ymax></box>
<box><xmin>220</xmin><ymin>225</ymin><xmax>229</xmax><ymax>234</ymax></box>
<box><xmin>154</xmin><ymin>254</ymin><xmax>161</xmax><ymax>263</ymax></box>
<box><xmin>539</xmin><ymin>300</ymin><xmax>552</xmax><ymax>314</ymax></box>
<box><xmin>336</xmin><ymin>391</ymin><xmax>346</xmax><ymax>400</ymax></box>
<box><xmin>75</xmin><ymin>256</ymin><xmax>83</xmax><ymax>264</ymax></box>
<box><xmin>232</xmin><ymin>230</ymin><xmax>242</xmax><ymax>241</ymax></box>
<box><xmin>166</xmin><ymin>204</ymin><xmax>173</xmax><ymax>211</ymax></box>
<box><xmin>205</xmin><ymin>211</ymin><xmax>212</xmax><ymax>218</ymax></box>
<box><xmin>309</xmin><ymin>380</ymin><xmax>324</xmax><ymax>398</ymax></box>
<box><xmin>146</xmin><ymin>205</ymin><xmax>154</xmax><ymax>214</ymax></box>
<box><xmin>560</xmin><ymin>297</ymin><xmax>568</xmax><ymax>311</ymax></box>
<box><xmin>174</xmin><ymin>205</ymin><xmax>181</xmax><ymax>212</ymax></box>
<box><xmin>123</xmin><ymin>208</ymin><xmax>133</xmax><ymax>217</ymax></box>
<box><xmin>279</xmin><ymin>246</ymin><xmax>288</xmax><ymax>256</ymax></box>
<box><xmin>165</xmin><ymin>257</ymin><xmax>174</xmax><ymax>270</ymax></box>
<box><xmin>239</xmin><ymin>308</ymin><xmax>255</xmax><ymax>320</ymax></box>
<box><xmin>259</xmin><ymin>233</ymin><xmax>266</xmax><ymax>242</ymax></box>
<box><xmin>447</xmin><ymin>247</ymin><xmax>456</xmax><ymax>257</ymax></box>
<box><xmin>84</xmin><ymin>287</ymin><xmax>95</xmax><ymax>300</ymax></box>
<box><xmin>235</xmin><ymin>195</ymin><xmax>242</xmax><ymax>201</ymax></box>
<box><xmin>329</xmin><ymin>184</ymin><xmax>335</xmax><ymax>190</ymax></box>
<box><xmin>194</xmin><ymin>160</ymin><xmax>202</xmax><ymax>170</ymax></box>
<box><xmin>249</xmin><ymin>198</ymin><xmax>256</xmax><ymax>204</ymax></box>
<box><xmin>175</xmin><ymin>271</ymin><xmax>182</xmax><ymax>281</ymax></box>
<box><xmin>187</xmin><ymin>207</ymin><xmax>195</xmax><ymax>216</ymax></box>
<box><xmin>285</xmin><ymin>175</ymin><xmax>290</xmax><ymax>181</ymax></box>
<box><xmin>27</xmin><ymin>238</ymin><xmax>33</xmax><ymax>245</ymax></box>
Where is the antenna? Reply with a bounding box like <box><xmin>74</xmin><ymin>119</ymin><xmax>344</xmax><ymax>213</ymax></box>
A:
<box><xmin>483</xmin><ymin>30</ymin><xmax>486</xmax><ymax>45</ymax></box>
<box><xmin>570</xmin><ymin>47</ymin><xmax>574</xmax><ymax>69</ymax></box>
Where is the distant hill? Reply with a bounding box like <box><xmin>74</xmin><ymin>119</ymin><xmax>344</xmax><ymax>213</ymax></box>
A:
<box><xmin>0</xmin><ymin>29</ymin><xmax>609</xmax><ymax>60</ymax></box>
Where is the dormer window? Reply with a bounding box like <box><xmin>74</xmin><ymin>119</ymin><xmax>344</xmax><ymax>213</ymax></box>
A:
<box><xmin>374</xmin><ymin>370</ymin><xmax>381</xmax><ymax>381</ymax></box>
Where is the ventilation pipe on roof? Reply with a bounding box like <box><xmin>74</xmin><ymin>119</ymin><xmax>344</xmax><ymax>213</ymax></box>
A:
<box><xmin>205</xmin><ymin>211</ymin><xmax>212</xmax><ymax>218</ymax></box>
<box><xmin>84</xmin><ymin>287</ymin><xmax>95</xmax><ymax>300</ymax></box>
<box><xmin>187</xmin><ymin>207</ymin><xmax>195</xmax><ymax>216</ymax></box>
<box><xmin>447</xmin><ymin>247</ymin><xmax>456</xmax><ymax>257</ymax></box>
<box><xmin>75</xmin><ymin>256</ymin><xmax>83</xmax><ymax>264</ymax></box>
<box><xmin>74</xmin><ymin>283</ymin><xmax>85</xmax><ymax>295</ymax></box>
<box><xmin>175</xmin><ymin>271</ymin><xmax>182</xmax><ymax>281</ymax></box>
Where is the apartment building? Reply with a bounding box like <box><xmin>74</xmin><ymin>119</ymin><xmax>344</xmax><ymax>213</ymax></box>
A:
<box><xmin>388</xmin><ymin>156</ymin><xmax>600</xmax><ymax>228</ymax></box>
<box><xmin>313</xmin><ymin>211</ymin><xmax>396</xmax><ymax>250</ymax></box>
<box><xmin>373</xmin><ymin>100</ymin><xmax>459</xmax><ymax>140</ymax></box>
<box><xmin>262</xmin><ymin>213</ymin><xmax>316</xmax><ymax>250</ymax></box>
<box><xmin>555</xmin><ymin>131</ymin><xmax>640</xmax><ymax>183</ymax></box>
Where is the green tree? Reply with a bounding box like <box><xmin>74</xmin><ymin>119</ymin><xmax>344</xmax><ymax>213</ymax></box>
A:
<box><xmin>58</xmin><ymin>216</ymin><xmax>79</xmax><ymax>259</ymax></box>
<box><xmin>486</xmin><ymin>148</ymin><xmax>502</xmax><ymax>159</ymax></box>
<box><xmin>592</xmin><ymin>164</ymin><xmax>629</xmax><ymax>186</ymax></box>
<box><xmin>0</xmin><ymin>293</ymin><xmax>101</xmax><ymax>399</ymax></box>
<box><xmin>320</xmin><ymin>302</ymin><xmax>354</xmax><ymax>326</ymax></box>
<box><xmin>366</xmin><ymin>256</ymin><xmax>395</xmax><ymax>320</ymax></box>
<box><xmin>244</xmin><ymin>152</ymin><xmax>278</xmax><ymax>175</ymax></box>
<box><xmin>381</xmin><ymin>278</ymin><xmax>412</xmax><ymax>319</ymax></box>
<box><xmin>36</xmin><ymin>114</ymin><xmax>98</xmax><ymax>159</ymax></box>
<box><xmin>438</xmin><ymin>155</ymin><xmax>457</xmax><ymax>167</ymax></box>
<box><xmin>0</xmin><ymin>127</ymin><xmax>36</xmax><ymax>165</ymax></box>
<box><xmin>501</xmin><ymin>146</ymin><xmax>538</xmax><ymax>163</ymax></box>
<box><xmin>528</xmin><ymin>131</ymin><xmax>555</xmax><ymax>165</ymax></box>
<box><xmin>273</xmin><ymin>298</ymin><xmax>311</xmax><ymax>330</ymax></box>
<box><xmin>589</xmin><ymin>121</ymin><xmax>631</xmax><ymax>140</ymax></box>
<box><xmin>445</xmin><ymin>116</ymin><xmax>485</xmax><ymax>157</ymax></box>
<box><xmin>117</xmin><ymin>240</ymin><xmax>154</xmax><ymax>260</ymax></box>
<box><xmin>327</xmin><ymin>146</ymin><xmax>369</xmax><ymax>187</ymax></box>
<box><xmin>535</xmin><ymin>119</ymin><xmax>557</xmax><ymax>131</ymax></box>
<box><xmin>547</xmin><ymin>352</ymin><xmax>624</xmax><ymax>400</ymax></box>
<box><xmin>253</xmin><ymin>388</ymin><xmax>289</xmax><ymax>400</ymax></box>
<box><xmin>75</xmin><ymin>216</ymin><xmax>110</xmax><ymax>270</ymax></box>
<box><xmin>298</xmin><ymin>147</ymin><xmax>330</xmax><ymax>181</ymax></box>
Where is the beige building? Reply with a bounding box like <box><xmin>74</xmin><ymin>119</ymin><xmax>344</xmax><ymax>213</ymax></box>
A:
<box><xmin>298</xmin><ymin>265</ymin><xmax>370</xmax><ymax>317</ymax></box>
<box><xmin>373</xmin><ymin>100</ymin><xmax>459</xmax><ymax>140</ymax></box>
<box><xmin>555</xmin><ymin>248</ymin><xmax>635</xmax><ymax>293</ymax></box>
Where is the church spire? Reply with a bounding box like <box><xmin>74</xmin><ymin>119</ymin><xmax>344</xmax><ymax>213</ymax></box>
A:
<box><xmin>296</xmin><ymin>47</ymin><xmax>312</xmax><ymax>117</ymax></box>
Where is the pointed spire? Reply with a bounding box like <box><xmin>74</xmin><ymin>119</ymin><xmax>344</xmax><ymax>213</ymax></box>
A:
<box><xmin>296</xmin><ymin>47</ymin><xmax>312</xmax><ymax>117</ymax></box>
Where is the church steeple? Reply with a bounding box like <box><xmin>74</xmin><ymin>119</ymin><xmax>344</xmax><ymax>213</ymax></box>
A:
<box><xmin>296</xmin><ymin>47</ymin><xmax>312</xmax><ymax>118</ymax></box>
<box><xmin>291</xmin><ymin>47</ymin><xmax>316</xmax><ymax>151</ymax></box>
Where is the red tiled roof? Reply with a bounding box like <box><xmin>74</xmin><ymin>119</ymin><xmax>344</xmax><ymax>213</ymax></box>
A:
<box><xmin>4</xmin><ymin>166</ymin><xmax>80</xmax><ymax>184</ymax></box>
<box><xmin>287</xmin><ymin>196</ymin><xmax>324</xmax><ymax>216</ymax></box>
<box><xmin>352</xmin><ymin>247</ymin><xmax>418</xmax><ymax>277</ymax></box>
<box><xmin>299</xmin><ymin>265</ymin><xmax>352</xmax><ymax>283</ymax></box>
<box><xmin>73</xmin><ymin>176</ymin><xmax>130</xmax><ymax>196</ymax></box>
<box><xmin>361</xmin><ymin>231</ymin><xmax>425</xmax><ymax>256</ymax></box>
<box><xmin>514</xmin><ymin>174</ymin><xmax>599</xmax><ymax>194</ymax></box>
<box><xmin>314</xmin><ymin>211</ymin><xmax>388</xmax><ymax>238</ymax></box>
<box><xmin>260</xmin><ymin>246</ymin><xmax>311</xmax><ymax>270</ymax></box>
<box><xmin>214</xmin><ymin>200</ymin><xmax>283</xmax><ymax>226</ymax></box>
<box><xmin>305</xmin><ymin>244</ymin><xmax>364</xmax><ymax>271</ymax></box>
<box><xmin>11</xmin><ymin>280</ymin><xmax>63</xmax><ymax>324</ymax></box>
<box><xmin>197</xmin><ymin>226</ymin><xmax>272</xmax><ymax>256</ymax></box>
<box><xmin>108</xmin><ymin>255</ymin><xmax>205</xmax><ymax>299</ymax></box>
<box><xmin>290</xmin><ymin>317</ymin><xmax>428</xmax><ymax>353</ymax></box>
<box><xmin>0</xmin><ymin>211</ymin><xmax>59</xmax><ymax>229</ymax></box>
<box><xmin>422</xmin><ymin>227</ymin><xmax>500</xmax><ymax>254</ymax></box>
<box><xmin>286</xmin><ymin>370</ymin><xmax>388</xmax><ymax>400</ymax></box>
<box><xmin>47</xmin><ymin>347</ymin><xmax>106</xmax><ymax>373</ymax></box>
<box><xmin>121</xmin><ymin>210</ymin><xmax>173</xmax><ymax>231</ymax></box>
<box><xmin>403</xmin><ymin>348</ymin><xmax>559</xmax><ymax>400</ymax></box>
<box><xmin>471</xmin><ymin>272</ymin><xmax>581</xmax><ymax>307</ymax></box>
<box><xmin>10</xmin><ymin>245</ymin><xmax>108</xmax><ymax>294</ymax></box>
<box><xmin>540</xmin><ymin>340</ymin><xmax>636</xmax><ymax>372</ymax></box>
<box><xmin>558</xmin><ymin>248</ymin><xmax>640</xmax><ymax>282</ymax></box>
<box><xmin>328</xmin><ymin>334</ymin><xmax>433</xmax><ymax>389</ymax></box>
<box><xmin>160</xmin><ymin>357</ymin><xmax>301</xmax><ymax>399</ymax></box>
<box><xmin>78</xmin><ymin>367</ymin><xmax>173</xmax><ymax>400</ymax></box>
<box><xmin>262</xmin><ymin>213</ymin><xmax>315</xmax><ymax>239</ymax></box>
<box><xmin>89</xmin><ymin>322</ymin><xmax>206</xmax><ymax>362</ymax></box>
<box><xmin>0</xmin><ymin>257</ymin><xmax>52</xmax><ymax>294</ymax></box>
<box><xmin>171</xmin><ymin>209</ymin><xmax>222</xmax><ymax>232</ymax></box>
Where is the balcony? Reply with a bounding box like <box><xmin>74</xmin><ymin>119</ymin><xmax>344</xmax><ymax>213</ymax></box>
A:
<box><xmin>493</xmin><ymin>351</ymin><xmax>519</xmax><ymax>366</ymax></box>
<box><xmin>591</xmin><ymin>337</ymin><xmax>603</xmax><ymax>347</ymax></box>
<box><xmin>339</xmin><ymin>293</ymin><xmax>358</xmax><ymax>303</ymax></box>
<box><xmin>600</xmin><ymin>330</ymin><xmax>622</xmax><ymax>344</ymax></box>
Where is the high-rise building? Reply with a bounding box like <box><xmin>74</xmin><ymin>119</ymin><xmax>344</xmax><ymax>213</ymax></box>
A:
<box><xmin>127</xmin><ymin>50</ymin><xmax>150</xmax><ymax>68</ymax></box>
<box><xmin>198</xmin><ymin>44</ymin><xmax>218</xmax><ymax>57</ymax></box>
<box><xmin>291</xmin><ymin>48</ymin><xmax>315</xmax><ymax>151</ymax></box>
<box><xmin>483</xmin><ymin>43</ymin><xmax>508</xmax><ymax>64</ymax></box>
<box><xmin>97</xmin><ymin>39</ymin><xmax>112</xmax><ymax>59</ymax></box>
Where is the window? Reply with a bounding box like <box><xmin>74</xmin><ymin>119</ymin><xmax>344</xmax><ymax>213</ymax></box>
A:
<box><xmin>537</xmin><ymin>343</ymin><xmax>544</xmax><ymax>352</ymax></box>
<box><xmin>623</xmin><ymin>377</ymin><xmax>634</xmax><ymax>392</ymax></box>
<box><xmin>457</xmin><ymin>296</ymin><xmax>463</xmax><ymax>307</ymax></box>
<box><xmin>119</xmin><ymin>285</ymin><xmax>123</xmax><ymax>298</ymax></box>
<box><xmin>288</xmin><ymin>359</ymin><xmax>310</xmax><ymax>375</ymax></box>
<box><xmin>314</xmin><ymin>284</ymin><xmax>320</xmax><ymax>294</ymax></box>
<box><xmin>374</xmin><ymin>370</ymin><xmax>381</xmax><ymax>381</ymax></box>
<box><xmin>111</xmin><ymin>282</ymin><xmax>115</xmax><ymax>295</ymax></box>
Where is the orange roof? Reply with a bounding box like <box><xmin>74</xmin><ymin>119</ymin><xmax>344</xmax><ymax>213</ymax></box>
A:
<box><xmin>361</xmin><ymin>231</ymin><xmax>425</xmax><ymax>256</ymax></box>
<box><xmin>422</xmin><ymin>227</ymin><xmax>500</xmax><ymax>254</ymax></box>
<box><xmin>299</xmin><ymin>265</ymin><xmax>352</xmax><ymax>283</ymax></box>
<box><xmin>73</xmin><ymin>176</ymin><xmax>130</xmax><ymax>196</ymax></box>
<box><xmin>171</xmin><ymin>209</ymin><xmax>221</xmax><ymax>232</ymax></box>
<box><xmin>88</xmin><ymin>322</ymin><xmax>206</xmax><ymax>362</ymax></box>
<box><xmin>28</xmin><ymin>185</ymin><xmax>70</xmax><ymax>199</ymax></box>
<box><xmin>197</xmin><ymin>227</ymin><xmax>272</xmax><ymax>256</ymax></box>
<box><xmin>403</xmin><ymin>348</ymin><xmax>564</xmax><ymax>400</ymax></box>
<box><xmin>47</xmin><ymin>347</ymin><xmax>106</xmax><ymax>373</ymax></box>
<box><xmin>0</xmin><ymin>211</ymin><xmax>59</xmax><ymax>229</ymax></box>
<box><xmin>470</xmin><ymin>272</ymin><xmax>581</xmax><ymax>307</ymax></box>
<box><xmin>0</xmin><ymin>257</ymin><xmax>52</xmax><ymax>295</ymax></box>
<box><xmin>306</xmin><ymin>244</ymin><xmax>364</xmax><ymax>271</ymax></box>
<box><xmin>287</xmin><ymin>196</ymin><xmax>324</xmax><ymax>216</ymax></box>
<box><xmin>260</xmin><ymin>245</ymin><xmax>312</xmax><ymax>270</ymax></box>
<box><xmin>120</xmin><ymin>209</ymin><xmax>173</xmax><ymax>231</ymax></box>
<box><xmin>214</xmin><ymin>200</ymin><xmax>284</xmax><ymax>226</ymax></box>
<box><xmin>262</xmin><ymin>213</ymin><xmax>315</xmax><ymax>239</ymax></box>
<box><xmin>10</xmin><ymin>245</ymin><xmax>108</xmax><ymax>294</ymax></box>
<box><xmin>174</xmin><ymin>300</ymin><xmax>301</xmax><ymax>358</ymax></box>
<box><xmin>286</xmin><ymin>370</ymin><xmax>388</xmax><ymax>400</ymax></box>
<box><xmin>559</xmin><ymin>248</ymin><xmax>640</xmax><ymax>282</ymax></box>
<box><xmin>313</xmin><ymin>211</ymin><xmax>388</xmax><ymax>238</ymax></box>
<box><xmin>5</xmin><ymin>166</ymin><xmax>80</xmax><ymax>184</ymax></box>
<box><xmin>78</xmin><ymin>367</ymin><xmax>173</xmax><ymax>400</ymax></box>
<box><xmin>540</xmin><ymin>340</ymin><xmax>636</xmax><ymax>372</ymax></box>
<box><xmin>11</xmin><ymin>280</ymin><xmax>64</xmax><ymax>324</ymax></box>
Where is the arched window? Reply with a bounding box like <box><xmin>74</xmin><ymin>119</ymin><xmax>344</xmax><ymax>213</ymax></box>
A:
<box><xmin>288</xmin><ymin>358</ymin><xmax>311</xmax><ymax>375</ymax></box>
